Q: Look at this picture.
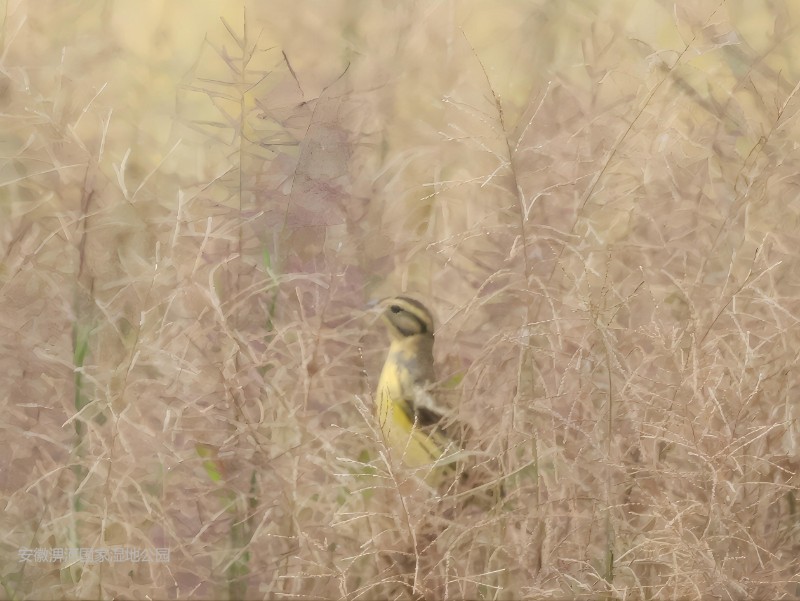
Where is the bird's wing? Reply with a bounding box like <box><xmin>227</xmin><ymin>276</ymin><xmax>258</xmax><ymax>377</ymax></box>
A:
<box><xmin>408</xmin><ymin>386</ymin><xmax>449</xmax><ymax>426</ymax></box>
<box><xmin>397</xmin><ymin>385</ymin><xmax>466</xmax><ymax>449</ymax></box>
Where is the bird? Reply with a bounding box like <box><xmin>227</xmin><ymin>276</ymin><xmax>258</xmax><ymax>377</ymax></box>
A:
<box><xmin>373</xmin><ymin>296</ymin><xmax>465</xmax><ymax>478</ymax></box>
<box><xmin>373</xmin><ymin>295</ymin><xmax>505</xmax><ymax>501</ymax></box>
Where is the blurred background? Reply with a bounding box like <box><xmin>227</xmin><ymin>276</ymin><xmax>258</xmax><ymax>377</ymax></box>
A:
<box><xmin>2</xmin><ymin>0</ymin><xmax>800</xmax><ymax>598</ymax></box>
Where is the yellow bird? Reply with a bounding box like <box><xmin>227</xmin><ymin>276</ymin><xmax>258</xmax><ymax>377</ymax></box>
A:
<box><xmin>374</xmin><ymin>296</ymin><xmax>457</xmax><ymax>471</ymax></box>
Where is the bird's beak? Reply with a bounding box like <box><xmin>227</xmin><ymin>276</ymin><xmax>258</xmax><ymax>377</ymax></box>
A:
<box><xmin>367</xmin><ymin>297</ymin><xmax>391</xmax><ymax>311</ymax></box>
<box><xmin>366</xmin><ymin>298</ymin><xmax>386</xmax><ymax>324</ymax></box>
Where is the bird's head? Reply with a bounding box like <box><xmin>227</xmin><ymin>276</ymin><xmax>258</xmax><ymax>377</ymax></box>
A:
<box><xmin>377</xmin><ymin>296</ymin><xmax>435</xmax><ymax>342</ymax></box>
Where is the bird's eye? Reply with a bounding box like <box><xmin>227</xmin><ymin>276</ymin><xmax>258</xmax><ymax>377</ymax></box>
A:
<box><xmin>390</xmin><ymin>305</ymin><xmax>402</xmax><ymax>313</ymax></box>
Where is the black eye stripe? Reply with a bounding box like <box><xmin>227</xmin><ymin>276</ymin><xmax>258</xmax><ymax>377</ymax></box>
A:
<box><xmin>404</xmin><ymin>312</ymin><xmax>427</xmax><ymax>335</ymax></box>
<box><xmin>396</xmin><ymin>324</ymin><xmax>416</xmax><ymax>337</ymax></box>
<box><xmin>385</xmin><ymin>298</ymin><xmax>433</xmax><ymax>336</ymax></box>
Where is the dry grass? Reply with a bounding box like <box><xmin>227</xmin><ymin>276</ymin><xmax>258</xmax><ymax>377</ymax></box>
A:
<box><xmin>2</xmin><ymin>0</ymin><xmax>800</xmax><ymax>599</ymax></box>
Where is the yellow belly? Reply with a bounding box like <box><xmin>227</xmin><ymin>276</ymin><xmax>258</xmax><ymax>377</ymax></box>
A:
<box><xmin>375</xmin><ymin>368</ymin><xmax>444</xmax><ymax>469</ymax></box>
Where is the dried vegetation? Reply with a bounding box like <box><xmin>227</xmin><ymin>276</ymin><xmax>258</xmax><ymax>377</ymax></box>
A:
<box><xmin>2</xmin><ymin>1</ymin><xmax>800</xmax><ymax>599</ymax></box>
